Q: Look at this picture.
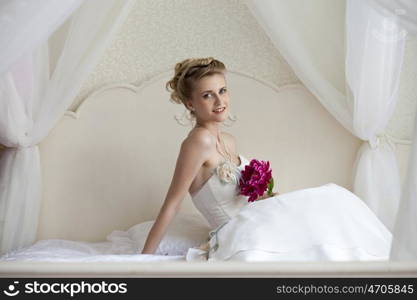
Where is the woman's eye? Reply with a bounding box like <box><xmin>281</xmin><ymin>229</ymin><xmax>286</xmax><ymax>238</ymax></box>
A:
<box><xmin>203</xmin><ymin>89</ymin><xmax>226</xmax><ymax>98</ymax></box>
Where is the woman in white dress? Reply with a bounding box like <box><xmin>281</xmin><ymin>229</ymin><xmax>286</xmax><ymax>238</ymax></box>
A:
<box><xmin>141</xmin><ymin>57</ymin><xmax>392</xmax><ymax>262</ymax></box>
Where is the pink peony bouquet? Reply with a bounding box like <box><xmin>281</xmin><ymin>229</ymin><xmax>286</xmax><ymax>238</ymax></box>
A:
<box><xmin>239</xmin><ymin>159</ymin><xmax>275</xmax><ymax>202</ymax></box>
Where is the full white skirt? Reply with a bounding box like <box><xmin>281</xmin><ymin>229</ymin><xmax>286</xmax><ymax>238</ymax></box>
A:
<box><xmin>186</xmin><ymin>183</ymin><xmax>392</xmax><ymax>262</ymax></box>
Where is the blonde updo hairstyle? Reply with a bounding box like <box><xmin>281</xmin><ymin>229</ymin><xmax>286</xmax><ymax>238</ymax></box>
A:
<box><xmin>166</xmin><ymin>57</ymin><xmax>227</xmax><ymax>118</ymax></box>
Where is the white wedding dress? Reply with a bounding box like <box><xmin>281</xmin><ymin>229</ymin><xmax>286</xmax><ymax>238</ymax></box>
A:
<box><xmin>186</xmin><ymin>154</ymin><xmax>392</xmax><ymax>262</ymax></box>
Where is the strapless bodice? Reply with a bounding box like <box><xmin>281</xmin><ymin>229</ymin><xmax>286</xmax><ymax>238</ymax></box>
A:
<box><xmin>190</xmin><ymin>154</ymin><xmax>250</xmax><ymax>229</ymax></box>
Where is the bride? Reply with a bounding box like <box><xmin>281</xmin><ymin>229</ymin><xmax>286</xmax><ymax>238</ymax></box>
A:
<box><xmin>141</xmin><ymin>57</ymin><xmax>392</xmax><ymax>261</ymax></box>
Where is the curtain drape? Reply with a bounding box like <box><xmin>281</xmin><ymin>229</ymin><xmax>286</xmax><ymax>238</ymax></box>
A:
<box><xmin>346</xmin><ymin>0</ymin><xmax>405</xmax><ymax>232</ymax></box>
<box><xmin>369</xmin><ymin>0</ymin><xmax>417</xmax><ymax>36</ymax></box>
<box><xmin>0</xmin><ymin>0</ymin><xmax>136</xmax><ymax>255</ymax></box>
<box><xmin>368</xmin><ymin>0</ymin><xmax>417</xmax><ymax>260</ymax></box>
<box><xmin>243</xmin><ymin>0</ymin><xmax>353</xmax><ymax>134</ymax></box>
<box><xmin>375</xmin><ymin>0</ymin><xmax>417</xmax><ymax>262</ymax></box>
<box><xmin>243</xmin><ymin>0</ymin><xmax>411</xmax><ymax>232</ymax></box>
<box><xmin>390</xmin><ymin>106</ymin><xmax>417</xmax><ymax>260</ymax></box>
<box><xmin>0</xmin><ymin>0</ymin><xmax>83</xmax><ymax>76</ymax></box>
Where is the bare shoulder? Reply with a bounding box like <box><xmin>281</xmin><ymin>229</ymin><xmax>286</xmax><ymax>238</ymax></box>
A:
<box><xmin>181</xmin><ymin>128</ymin><xmax>215</xmax><ymax>160</ymax></box>
<box><xmin>184</xmin><ymin>127</ymin><xmax>214</xmax><ymax>147</ymax></box>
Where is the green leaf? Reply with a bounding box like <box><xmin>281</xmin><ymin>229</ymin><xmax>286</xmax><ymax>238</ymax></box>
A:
<box><xmin>267</xmin><ymin>177</ymin><xmax>274</xmax><ymax>195</ymax></box>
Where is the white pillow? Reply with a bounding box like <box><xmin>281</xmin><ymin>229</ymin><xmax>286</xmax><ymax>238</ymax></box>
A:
<box><xmin>127</xmin><ymin>213</ymin><xmax>211</xmax><ymax>256</ymax></box>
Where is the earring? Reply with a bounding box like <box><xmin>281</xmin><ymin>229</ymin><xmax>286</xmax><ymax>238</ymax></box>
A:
<box><xmin>222</xmin><ymin>110</ymin><xmax>238</xmax><ymax>127</ymax></box>
<box><xmin>174</xmin><ymin>107</ymin><xmax>237</xmax><ymax>127</ymax></box>
<box><xmin>174</xmin><ymin>107</ymin><xmax>196</xmax><ymax>127</ymax></box>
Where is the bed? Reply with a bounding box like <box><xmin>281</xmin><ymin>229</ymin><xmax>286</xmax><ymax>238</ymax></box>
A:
<box><xmin>1</xmin><ymin>71</ymin><xmax>416</xmax><ymax>277</ymax></box>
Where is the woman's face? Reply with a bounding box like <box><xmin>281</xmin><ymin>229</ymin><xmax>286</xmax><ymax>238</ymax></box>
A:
<box><xmin>187</xmin><ymin>73</ymin><xmax>230</xmax><ymax>123</ymax></box>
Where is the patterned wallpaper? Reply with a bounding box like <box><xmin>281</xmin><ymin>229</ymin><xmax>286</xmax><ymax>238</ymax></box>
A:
<box><xmin>72</xmin><ymin>0</ymin><xmax>300</xmax><ymax>109</ymax></box>
<box><xmin>69</xmin><ymin>0</ymin><xmax>416</xmax><ymax>141</ymax></box>
<box><xmin>386</xmin><ymin>37</ymin><xmax>417</xmax><ymax>141</ymax></box>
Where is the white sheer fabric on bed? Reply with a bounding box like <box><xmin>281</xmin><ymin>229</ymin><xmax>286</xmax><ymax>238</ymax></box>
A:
<box><xmin>0</xmin><ymin>235</ymin><xmax>184</xmax><ymax>263</ymax></box>
<box><xmin>244</xmin><ymin>0</ymin><xmax>416</xmax><ymax>260</ymax></box>
<box><xmin>0</xmin><ymin>0</ymin><xmax>136</xmax><ymax>255</ymax></box>
<box><xmin>0</xmin><ymin>212</ymin><xmax>208</xmax><ymax>262</ymax></box>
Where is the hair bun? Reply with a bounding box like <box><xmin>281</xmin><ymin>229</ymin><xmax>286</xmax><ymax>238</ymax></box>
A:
<box><xmin>166</xmin><ymin>57</ymin><xmax>226</xmax><ymax>108</ymax></box>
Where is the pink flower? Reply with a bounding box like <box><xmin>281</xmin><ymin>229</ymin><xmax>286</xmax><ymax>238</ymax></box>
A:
<box><xmin>239</xmin><ymin>159</ymin><xmax>274</xmax><ymax>202</ymax></box>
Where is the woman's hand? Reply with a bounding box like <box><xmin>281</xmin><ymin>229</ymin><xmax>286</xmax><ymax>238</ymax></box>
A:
<box><xmin>255</xmin><ymin>191</ymin><xmax>278</xmax><ymax>201</ymax></box>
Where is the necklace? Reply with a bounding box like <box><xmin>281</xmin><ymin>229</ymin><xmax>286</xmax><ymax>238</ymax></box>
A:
<box><xmin>215</xmin><ymin>133</ymin><xmax>232</xmax><ymax>162</ymax></box>
<box><xmin>195</xmin><ymin>125</ymin><xmax>232</xmax><ymax>163</ymax></box>
<box><xmin>194</xmin><ymin>126</ymin><xmax>240</xmax><ymax>185</ymax></box>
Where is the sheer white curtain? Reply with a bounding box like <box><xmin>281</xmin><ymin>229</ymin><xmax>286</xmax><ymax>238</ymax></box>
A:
<box><xmin>244</xmin><ymin>0</ymin><xmax>412</xmax><ymax>231</ymax></box>
<box><xmin>390</xmin><ymin>107</ymin><xmax>417</xmax><ymax>260</ymax></box>
<box><xmin>346</xmin><ymin>0</ymin><xmax>405</xmax><ymax>232</ymax></box>
<box><xmin>0</xmin><ymin>0</ymin><xmax>82</xmax><ymax>75</ymax></box>
<box><xmin>243</xmin><ymin>0</ymin><xmax>353</xmax><ymax>133</ymax></box>
<box><xmin>369</xmin><ymin>0</ymin><xmax>417</xmax><ymax>36</ymax></box>
<box><xmin>0</xmin><ymin>0</ymin><xmax>136</xmax><ymax>254</ymax></box>
<box><xmin>369</xmin><ymin>0</ymin><xmax>417</xmax><ymax>261</ymax></box>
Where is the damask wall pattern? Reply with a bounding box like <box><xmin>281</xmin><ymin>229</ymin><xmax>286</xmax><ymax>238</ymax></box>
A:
<box><xmin>71</xmin><ymin>0</ymin><xmax>300</xmax><ymax>110</ymax></box>
<box><xmin>64</xmin><ymin>0</ymin><xmax>416</xmax><ymax>141</ymax></box>
<box><xmin>386</xmin><ymin>37</ymin><xmax>417</xmax><ymax>141</ymax></box>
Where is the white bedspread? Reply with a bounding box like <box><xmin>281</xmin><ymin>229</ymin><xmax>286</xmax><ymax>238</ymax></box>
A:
<box><xmin>0</xmin><ymin>235</ymin><xmax>184</xmax><ymax>262</ymax></box>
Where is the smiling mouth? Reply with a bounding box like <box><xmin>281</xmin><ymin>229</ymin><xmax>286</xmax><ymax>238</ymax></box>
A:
<box><xmin>213</xmin><ymin>107</ymin><xmax>226</xmax><ymax>113</ymax></box>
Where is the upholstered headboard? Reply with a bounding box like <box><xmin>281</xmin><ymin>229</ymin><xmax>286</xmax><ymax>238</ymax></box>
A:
<box><xmin>36</xmin><ymin>71</ymin><xmax>362</xmax><ymax>242</ymax></box>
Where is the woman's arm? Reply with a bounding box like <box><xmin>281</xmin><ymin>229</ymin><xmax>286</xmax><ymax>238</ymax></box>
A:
<box><xmin>141</xmin><ymin>132</ymin><xmax>211</xmax><ymax>254</ymax></box>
